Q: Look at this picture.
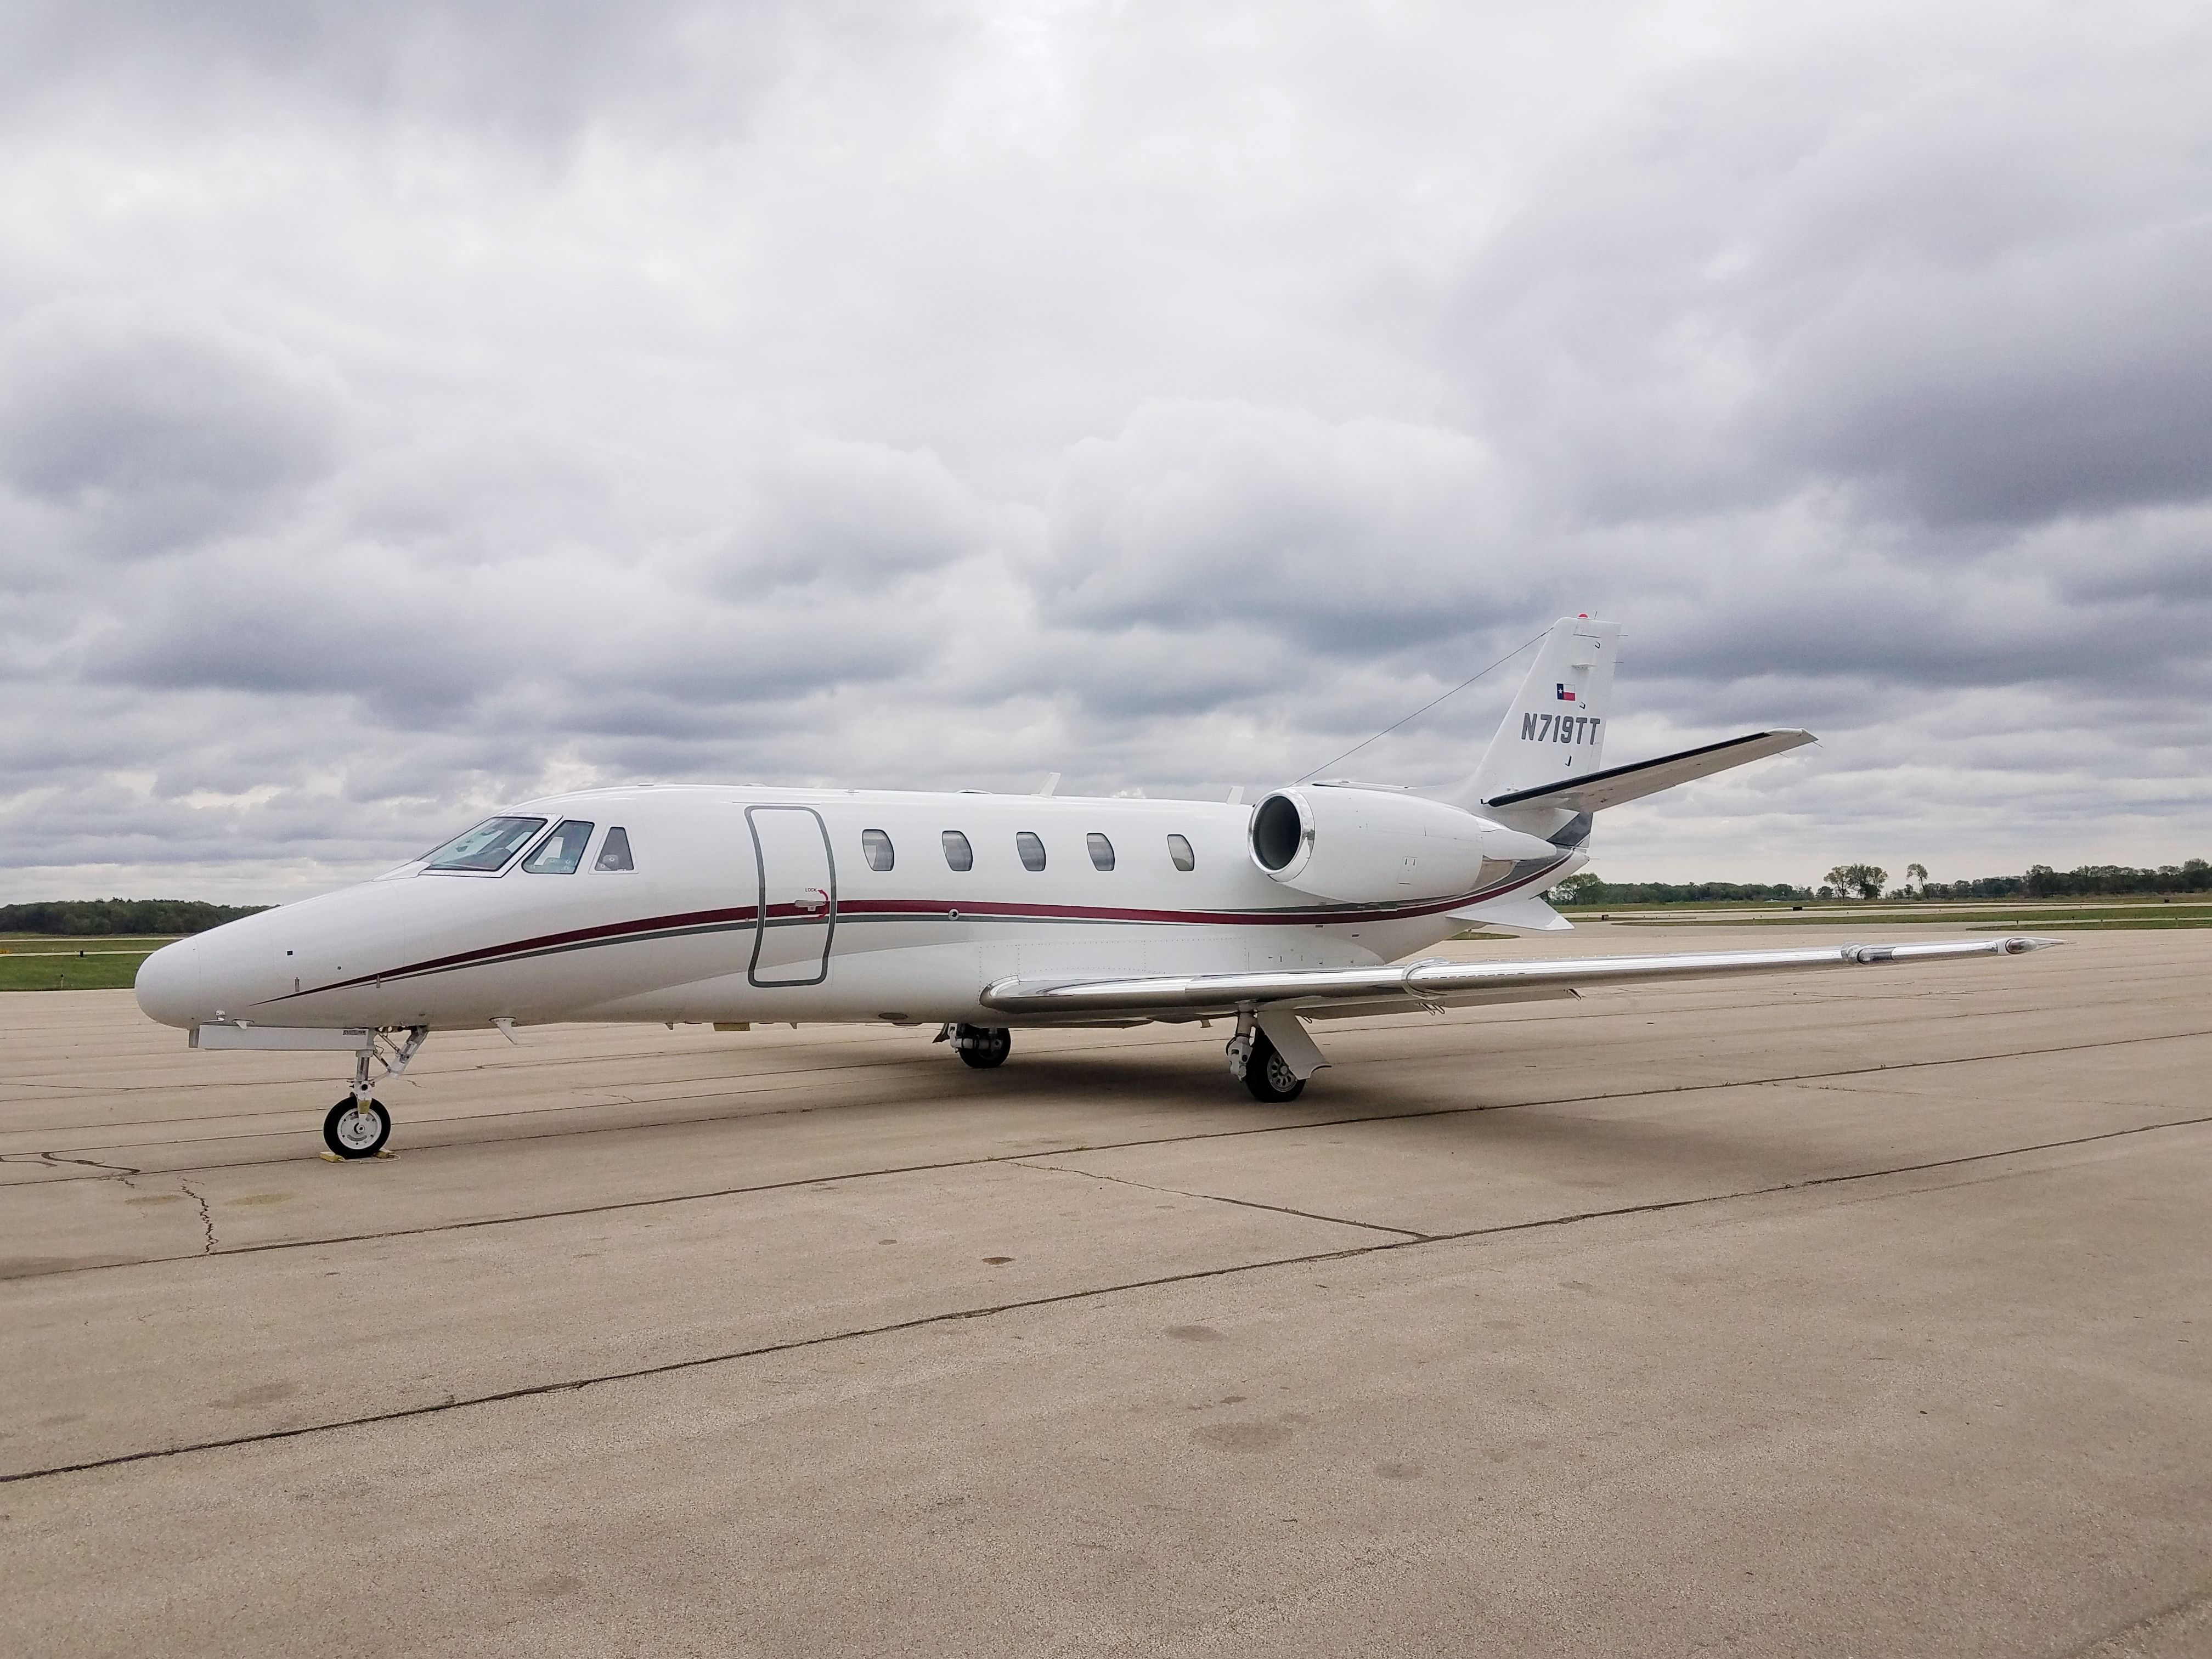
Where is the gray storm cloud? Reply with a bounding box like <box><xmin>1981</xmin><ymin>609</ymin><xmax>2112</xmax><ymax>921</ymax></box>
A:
<box><xmin>1</xmin><ymin>0</ymin><xmax>2207</xmax><ymax>901</ymax></box>
<box><xmin>0</xmin><ymin>306</ymin><xmax>342</xmax><ymax>555</ymax></box>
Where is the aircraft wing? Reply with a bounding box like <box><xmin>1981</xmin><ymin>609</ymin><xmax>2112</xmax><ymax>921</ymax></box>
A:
<box><xmin>980</xmin><ymin>935</ymin><xmax>2060</xmax><ymax>1023</ymax></box>
<box><xmin>1486</xmin><ymin>729</ymin><xmax>1815</xmax><ymax>814</ymax></box>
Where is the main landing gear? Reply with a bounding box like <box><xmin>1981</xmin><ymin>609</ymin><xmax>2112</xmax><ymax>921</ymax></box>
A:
<box><xmin>1225</xmin><ymin>1029</ymin><xmax>1305</xmax><ymax>1102</ymax></box>
<box><xmin>939</xmin><ymin>1023</ymin><xmax>1012</xmax><ymax>1069</ymax></box>
<box><xmin>1226</xmin><ymin>1011</ymin><xmax>1328</xmax><ymax>1103</ymax></box>
<box><xmin>321</xmin><ymin>1026</ymin><xmax>430</xmax><ymax>1160</ymax></box>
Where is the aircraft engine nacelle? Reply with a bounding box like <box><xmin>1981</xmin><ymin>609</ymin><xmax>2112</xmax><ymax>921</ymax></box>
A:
<box><xmin>1248</xmin><ymin>786</ymin><xmax>1558</xmax><ymax>904</ymax></box>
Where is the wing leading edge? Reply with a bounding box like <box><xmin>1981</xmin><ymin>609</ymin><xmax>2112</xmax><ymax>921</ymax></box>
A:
<box><xmin>981</xmin><ymin>935</ymin><xmax>2061</xmax><ymax>1023</ymax></box>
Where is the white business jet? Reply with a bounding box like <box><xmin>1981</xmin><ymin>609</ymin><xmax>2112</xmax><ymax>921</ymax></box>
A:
<box><xmin>136</xmin><ymin>617</ymin><xmax>2055</xmax><ymax>1159</ymax></box>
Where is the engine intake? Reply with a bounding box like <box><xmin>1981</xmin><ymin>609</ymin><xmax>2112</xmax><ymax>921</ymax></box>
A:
<box><xmin>1247</xmin><ymin>786</ymin><xmax>1558</xmax><ymax>904</ymax></box>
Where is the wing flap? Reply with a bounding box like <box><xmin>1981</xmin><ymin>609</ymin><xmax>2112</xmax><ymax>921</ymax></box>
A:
<box><xmin>1486</xmin><ymin>729</ymin><xmax>1815</xmax><ymax>814</ymax></box>
<box><xmin>979</xmin><ymin>936</ymin><xmax>2059</xmax><ymax>1020</ymax></box>
<box><xmin>1450</xmin><ymin>894</ymin><xmax>1573</xmax><ymax>933</ymax></box>
<box><xmin>1301</xmin><ymin>985</ymin><xmax>1582</xmax><ymax>1018</ymax></box>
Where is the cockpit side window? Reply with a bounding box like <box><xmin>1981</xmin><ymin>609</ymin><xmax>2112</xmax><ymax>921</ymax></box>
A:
<box><xmin>422</xmin><ymin>816</ymin><xmax>547</xmax><ymax>873</ymax></box>
<box><xmin>594</xmin><ymin>826</ymin><xmax>635</xmax><ymax>872</ymax></box>
<box><xmin>523</xmin><ymin>820</ymin><xmax>595</xmax><ymax>874</ymax></box>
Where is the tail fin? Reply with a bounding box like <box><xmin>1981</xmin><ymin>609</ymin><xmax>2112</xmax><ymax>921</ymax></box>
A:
<box><xmin>1447</xmin><ymin>617</ymin><xmax>1621</xmax><ymax>809</ymax></box>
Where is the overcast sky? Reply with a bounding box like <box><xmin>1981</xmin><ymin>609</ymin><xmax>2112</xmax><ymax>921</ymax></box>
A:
<box><xmin>2</xmin><ymin>0</ymin><xmax>2207</xmax><ymax>901</ymax></box>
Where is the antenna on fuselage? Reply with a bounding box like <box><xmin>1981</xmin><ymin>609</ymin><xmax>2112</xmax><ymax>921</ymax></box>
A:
<box><xmin>1035</xmin><ymin>772</ymin><xmax>1060</xmax><ymax>797</ymax></box>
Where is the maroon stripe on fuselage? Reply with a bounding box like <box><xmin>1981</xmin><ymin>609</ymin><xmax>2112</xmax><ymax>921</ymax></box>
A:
<box><xmin>279</xmin><ymin>901</ymin><xmax>759</xmax><ymax>1000</ymax></box>
<box><xmin>278</xmin><ymin>856</ymin><xmax>1570</xmax><ymax>1003</ymax></box>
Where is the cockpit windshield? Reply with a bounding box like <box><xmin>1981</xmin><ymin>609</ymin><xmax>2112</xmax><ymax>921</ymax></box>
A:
<box><xmin>421</xmin><ymin>816</ymin><xmax>548</xmax><ymax>873</ymax></box>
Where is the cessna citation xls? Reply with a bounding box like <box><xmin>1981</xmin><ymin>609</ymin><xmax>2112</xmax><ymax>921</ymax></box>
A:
<box><xmin>136</xmin><ymin>617</ymin><xmax>2056</xmax><ymax>1159</ymax></box>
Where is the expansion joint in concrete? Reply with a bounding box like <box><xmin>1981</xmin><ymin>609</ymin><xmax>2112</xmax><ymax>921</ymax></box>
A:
<box><xmin>1009</xmin><ymin>1158</ymin><xmax>1429</xmax><ymax>1242</ymax></box>
<box><xmin>13</xmin><ymin>1110</ymin><xmax>2209</xmax><ymax>1489</ymax></box>
<box><xmin>2055</xmin><ymin>1581</ymin><xmax>2212</xmax><ymax>1658</ymax></box>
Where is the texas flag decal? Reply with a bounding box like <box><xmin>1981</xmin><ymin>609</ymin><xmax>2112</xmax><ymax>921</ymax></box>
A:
<box><xmin>1555</xmin><ymin>682</ymin><xmax>1577</xmax><ymax>702</ymax></box>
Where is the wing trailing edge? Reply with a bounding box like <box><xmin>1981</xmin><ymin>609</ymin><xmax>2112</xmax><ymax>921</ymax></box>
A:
<box><xmin>980</xmin><ymin>935</ymin><xmax>2060</xmax><ymax>1022</ymax></box>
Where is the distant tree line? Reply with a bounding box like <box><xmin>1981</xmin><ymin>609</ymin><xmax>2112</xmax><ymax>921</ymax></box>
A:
<box><xmin>0</xmin><ymin>899</ymin><xmax>271</xmax><ymax>936</ymax></box>
<box><xmin>1553</xmin><ymin>859</ymin><xmax>2210</xmax><ymax>906</ymax></box>
<box><xmin>1965</xmin><ymin>860</ymin><xmax>2211</xmax><ymax>899</ymax></box>
<box><xmin>1549</xmin><ymin>874</ymin><xmax>1813</xmax><ymax>905</ymax></box>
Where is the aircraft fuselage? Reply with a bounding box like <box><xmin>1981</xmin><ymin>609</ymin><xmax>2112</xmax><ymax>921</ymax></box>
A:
<box><xmin>134</xmin><ymin>785</ymin><xmax>1576</xmax><ymax>1035</ymax></box>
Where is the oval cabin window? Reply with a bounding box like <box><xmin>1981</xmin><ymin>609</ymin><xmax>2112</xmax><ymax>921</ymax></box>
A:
<box><xmin>861</xmin><ymin>829</ymin><xmax>895</xmax><ymax>872</ymax></box>
<box><xmin>1086</xmin><ymin>832</ymin><xmax>1115</xmax><ymax>872</ymax></box>
<box><xmin>1016</xmin><ymin>831</ymin><xmax>1047</xmax><ymax>872</ymax></box>
<box><xmin>941</xmin><ymin>831</ymin><xmax>974</xmax><ymax>872</ymax></box>
<box><xmin>1167</xmin><ymin>833</ymin><xmax>1195</xmax><ymax>872</ymax></box>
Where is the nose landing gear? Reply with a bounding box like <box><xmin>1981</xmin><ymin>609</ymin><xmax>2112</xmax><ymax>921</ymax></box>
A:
<box><xmin>939</xmin><ymin>1023</ymin><xmax>1012</xmax><ymax>1069</ymax></box>
<box><xmin>324</xmin><ymin>1098</ymin><xmax>391</xmax><ymax>1158</ymax></box>
<box><xmin>320</xmin><ymin>1026</ymin><xmax>429</xmax><ymax>1159</ymax></box>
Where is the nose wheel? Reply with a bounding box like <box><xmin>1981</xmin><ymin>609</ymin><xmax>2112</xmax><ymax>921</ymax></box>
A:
<box><xmin>323</xmin><ymin>1098</ymin><xmax>392</xmax><ymax>1159</ymax></box>
<box><xmin>315</xmin><ymin>1026</ymin><xmax>427</xmax><ymax>1160</ymax></box>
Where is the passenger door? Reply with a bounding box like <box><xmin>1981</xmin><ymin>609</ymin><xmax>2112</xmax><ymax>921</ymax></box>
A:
<box><xmin>747</xmin><ymin>806</ymin><xmax>837</xmax><ymax>988</ymax></box>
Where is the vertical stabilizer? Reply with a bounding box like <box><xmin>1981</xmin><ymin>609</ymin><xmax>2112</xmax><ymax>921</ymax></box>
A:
<box><xmin>1448</xmin><ymin>617</ymin><xmax>1621</xmax><ymax>809</ymax></box>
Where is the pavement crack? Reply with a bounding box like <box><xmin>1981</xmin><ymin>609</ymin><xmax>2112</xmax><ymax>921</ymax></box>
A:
<box><xmin>176</xmin><ymin>1179</ymin><xmax>217</xmax><ymax>1254</ymax></box>
<box><xmin>6</xmin><ymin>1107</ymin><xmax>2207</xmax><ymax>1488</ymax></box>
<box><xmin>3</xmin><ymin>1150</ymin><xmax>145</xmax><ymax>1192</ymax></box>
<box><xmin>37</xmin><ymin>1150</ymin><xmax>145</xmax><ymax>1180</ymax></box>
<box><xmin>1011</xmin><ymin>1158</ymin><xmax>1427</xmax><ymax>1241</ymax></box>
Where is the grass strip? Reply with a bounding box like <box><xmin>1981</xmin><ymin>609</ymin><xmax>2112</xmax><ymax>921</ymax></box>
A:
<box><xmin>0</xmin><ymin>953</ymin><xmax>151</xmax><ymax>991</ymax></box>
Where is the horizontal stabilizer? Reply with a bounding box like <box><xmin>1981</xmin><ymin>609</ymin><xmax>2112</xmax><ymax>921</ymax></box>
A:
<box><xmin>981</xmin><ymin>935</ymin><xmax>2059</xmax><ymax>1022</ymax></box>
<box><xmin>1451</xmin><ymin>894</ymin><xmax>1573</xmax><ymax>933</ymax></box>
<box><xmin>1486</xmin><ymin>730</ymin><xmax>1814</xmax><ymax>814</ymax></box>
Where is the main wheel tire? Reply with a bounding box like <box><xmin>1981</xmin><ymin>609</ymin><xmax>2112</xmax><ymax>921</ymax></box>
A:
<box><xmin>1241</xmin><ymin>1034</ymin><xmax>1306</xmax><ymax>1103</ymax></box>
<box><xmin>323</xmin><ymin>1098</ymin><xmax>391</xmax><ymax>1159</ymax></box>
<box><xmin>956</xmin><ymin>1026</ymin><xmax>1012</xmax><ymax>1069</ymax></box>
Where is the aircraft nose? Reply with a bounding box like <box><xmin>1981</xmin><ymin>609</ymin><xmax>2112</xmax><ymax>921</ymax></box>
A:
<box><xmin>134</xmin><ymin>938</ymin><xmax>207</xmax><ymax>1029</ymax></box>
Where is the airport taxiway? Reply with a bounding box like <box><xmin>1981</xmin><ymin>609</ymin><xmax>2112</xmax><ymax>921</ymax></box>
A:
<box><xmin>2</xmin><ymin>923</ymin><xmax>2209</xmax><ymax>1657</ymax></box>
